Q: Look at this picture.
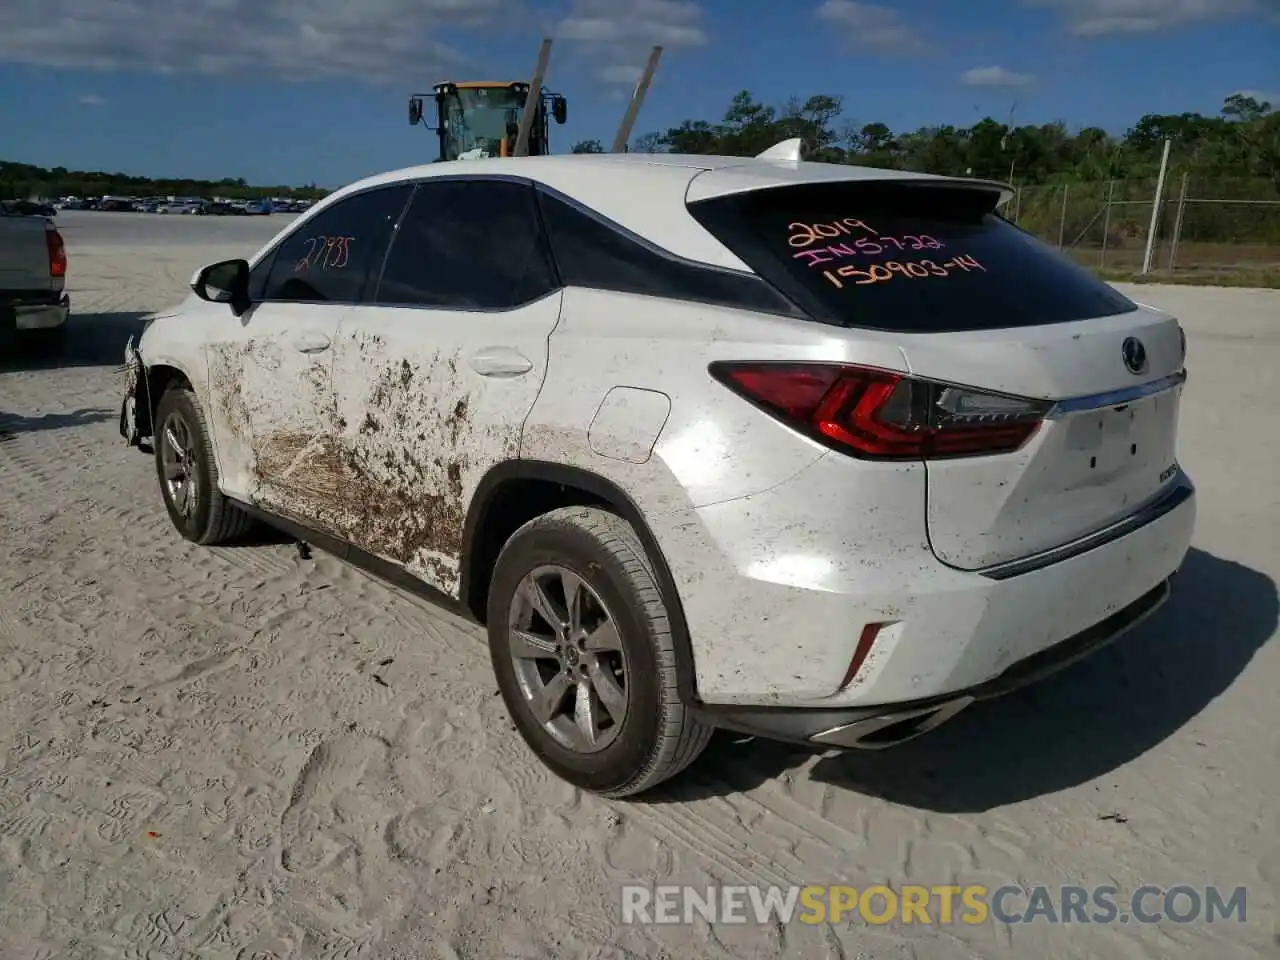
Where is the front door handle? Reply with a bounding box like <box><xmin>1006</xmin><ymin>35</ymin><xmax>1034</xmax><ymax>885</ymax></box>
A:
<box><xmin>468</xmin><ymin>346</ymin><xmax>533</xmax><ymax>378</ymax></box>
<box><xmin>293</xmin><ymin>333</ymin><xmax>332</xmax><ymax>354</ymax></box>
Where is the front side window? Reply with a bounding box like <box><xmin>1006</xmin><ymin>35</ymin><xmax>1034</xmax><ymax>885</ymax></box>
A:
<box><xmin>259</xmin><ymin>184</ymin><xmax>412</xmax><ymax>303</ymax></box>
<box><xmin>373</xmin><ymin>179</ymin><xmax>555</xmax><ymax>310</ymax></box>
<box><xmin>688</xmin><ymin>181</ymin><xmax>1139</xmax><ymax>333</ymax></box>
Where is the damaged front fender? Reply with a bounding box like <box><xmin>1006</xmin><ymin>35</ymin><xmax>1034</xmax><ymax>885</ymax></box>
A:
<box><xmin>119</xmin><ymin>335</ymin><xmax>154</xmax><ymax>451</ymax></box>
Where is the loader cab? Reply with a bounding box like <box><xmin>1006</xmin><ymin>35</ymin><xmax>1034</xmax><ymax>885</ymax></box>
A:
<box><xmin>409</xmin><ymin>82</ymin><xmax>567</xmax><ymax>162</ymax></box>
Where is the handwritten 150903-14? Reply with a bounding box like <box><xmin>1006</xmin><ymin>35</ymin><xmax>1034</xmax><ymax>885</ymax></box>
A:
<box><xmin>785</xmin><ymin>216</ymin><xmax>987</xmax><ymax>288</ymax></box>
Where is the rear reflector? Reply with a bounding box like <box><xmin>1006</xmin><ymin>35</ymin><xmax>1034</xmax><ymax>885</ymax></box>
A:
<box><xmin>45</xmin><ymin>223</ymin><xmax>67</xmax><ymax>278</ymax></box>
<box><xmin>709</xmin><ymin>361</ymin><xmax>1050</xmax><ymax>459</ymax></box>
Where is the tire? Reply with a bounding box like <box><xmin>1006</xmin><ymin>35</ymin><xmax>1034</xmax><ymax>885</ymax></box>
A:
<box><xmin>487</xmin><ymin>506</ymin><xmax>712</xmax><ymax>798</ymax></box>
<box><xmin>153</xmin><ymin>384</ymin><xmax>253</xmax><ymax>545</ymax></box>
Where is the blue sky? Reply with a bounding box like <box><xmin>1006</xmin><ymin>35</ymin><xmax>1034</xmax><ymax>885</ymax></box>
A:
<box><xmin>1</xmin><ymin>0</ymin><xmax>1277</xmax><ymax>188</ymax></box>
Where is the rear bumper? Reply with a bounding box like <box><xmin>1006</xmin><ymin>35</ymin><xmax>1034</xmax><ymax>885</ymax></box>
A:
<box><xmin>699</xmin><ymin>577</ymin><xmax>1171</xmax><ymax>748</ymax></box>
<box><xmin>6</xmin><ymin>293</ymin><xmax>69</xmax><ymax>330</ymax></box>
<box><xmin>656</xmin><ymin>438</ymin><xmax>1195</xmax><ymax>709</ymax></box>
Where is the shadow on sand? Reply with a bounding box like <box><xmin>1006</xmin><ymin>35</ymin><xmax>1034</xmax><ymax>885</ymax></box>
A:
<box><xmin>659</xmin><ymin>547</ymin><xmax>1276</xmax><ymax>811</ymax></box>
<box><xmin>0</xmin><ymin>407</ymin><xmax>116</xmax><ymax>441</ymax></box>
<box><xmin>1</xmin><ymin>311</ymin><xmax>148</xmax><ymax>372</ymax></box>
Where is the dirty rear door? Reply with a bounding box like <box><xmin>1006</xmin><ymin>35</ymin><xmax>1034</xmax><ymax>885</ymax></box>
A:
<box><xmin>205</xmin><ymin>183</ymin><xmax>412</xmax><ymax>528</ymax></box>
<box><xmin>329</xmin><ymin>177</ymin><xmax>562</xmax><ymax>596</ymax></box>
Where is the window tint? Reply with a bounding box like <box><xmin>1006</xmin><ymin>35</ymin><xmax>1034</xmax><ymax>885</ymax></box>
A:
<box><xmin>373</xmin><ymin>179</ymin><xmax>556</xmax><ymax>309</ymax></box>
<box><xmin>688</xmin><ymin>182</ymin><xmax>1137</xmax><ymax>333</ymax></box>
<box><xmin>260</xmin><ymin>184</ymin><xmax>412</xmax><ymax>303</ymax></box>
<box><xmin>536</xmin><ymin>188</ymin><xmax>802</xmax><ymax>318</ymax></box>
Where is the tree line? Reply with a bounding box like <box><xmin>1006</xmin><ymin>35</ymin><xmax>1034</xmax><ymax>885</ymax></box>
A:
<box><xmin>570</xmin><ymin>92</ymin><xmax>1279</xmax><ymax>191</ymax></box>
<box><xmin>0</xmin><ymin>164</ymin><xmax>328</xmax><ymax>203</ymax></box>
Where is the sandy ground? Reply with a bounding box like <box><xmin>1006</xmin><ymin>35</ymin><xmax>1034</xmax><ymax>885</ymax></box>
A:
<box><xmin>0</xmin><ymin>211</ymin><xmax>1277</xmax><ymax>959</ymax></box>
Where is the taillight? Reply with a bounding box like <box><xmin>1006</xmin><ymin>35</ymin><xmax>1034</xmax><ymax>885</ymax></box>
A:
<box><xmin>45</xmin><ymin>223</ymin><xmax>67</xmax><ymax>278</ymax></box>
<box><xmin>709</xmin><ymin>362</ymin><xmax>1050</xmax><ymax>460</ymax></box>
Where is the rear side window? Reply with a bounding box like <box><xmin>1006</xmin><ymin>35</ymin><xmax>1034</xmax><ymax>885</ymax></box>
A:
<box><xmin>259</xmin><ymin>183</ymin><xmax>412</xmax><ymax>303</ymax></box>
<box><xmin>374</xmin><ymin>179</ymin><xmax>556</xmax><ymax>310</ymax></box>
<box><xmin>535</xmin><ymin>188</ymin><xmax>803</xmax><ymax>318</ymax></box>
<box><xmin>688</xmin><ymin>182</ymin><xmax>1137</xmax><ymax>333</ymax></box>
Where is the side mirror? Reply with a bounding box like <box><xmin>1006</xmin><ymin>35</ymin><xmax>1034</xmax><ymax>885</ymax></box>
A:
<box><xmin>552</xmin><ymin>95</ymin><xmax>567</xmax><ymax>125</ymax></box>
<box><xmin>409</xmin><ymin>96</ymin><xmax>424</xmax><ymax>126</ymax></box>
<box><xmin>192</xmin><ymin>258</ymin><xmax>251</xmax><ymax>316</ymax></box>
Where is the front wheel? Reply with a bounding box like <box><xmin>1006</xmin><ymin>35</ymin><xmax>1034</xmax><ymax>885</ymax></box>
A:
<box><xmin>487</xmin><ymin>506</ymin><xmax>712</xmax><ymax>798</ymax></box>
<box><xmin>153</xmin><ymin>384</ymin><xmax>253</xmax><ymax>545</ymax></box>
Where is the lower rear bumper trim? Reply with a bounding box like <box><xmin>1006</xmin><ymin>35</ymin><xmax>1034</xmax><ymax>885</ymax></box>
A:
<box><xmin>696</xmin><ymin>577</ymin><xmax>1171</xmax><ymax>748</ymax></box>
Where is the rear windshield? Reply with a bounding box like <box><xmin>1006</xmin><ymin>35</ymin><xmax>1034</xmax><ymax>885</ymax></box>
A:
<box><xmin>687</xmin><ymin>181</ymin><xmax>1138</xmax><ymax>333</ymax></box>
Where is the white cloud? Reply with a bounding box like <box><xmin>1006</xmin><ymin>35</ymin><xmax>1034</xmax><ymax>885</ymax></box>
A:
<box><xmin>552</xmin><ymin>0</ymin><xmax>706</xmax><ymax>86</ymax></box>
<box><xmin>0</xmin><ymin>0</ymin><xmax>506</xmax><ymax>82</ymax></box>
<box><xmin>557</xmin><ymin>0</ymin><xmax>706</xmax><ymax>46</ymax></box>
<box><xmin>961</xmin><ymin>66</ymin><xmax>1037</xmax><ymax>88</ymax></box>
<box><xmin>78</xmin><ymin>93</ymin><xmax>107</xmax><ymax>105</ymax></box>
<box><xmin>597</xmin><ymin>63</ymin><xmax>644</xmax><ymax>84</ymax></box>
<box><xmin>1028</xmin><ymin>0</ymin><xmax>1274</xmax><ymax>35</ymax></box>
<box><xmin>814</xmin><ymin>0</ymin><xmax>926</xmax><ymax>52</ymax></box>
<box><xmin>1231</xmin><ymin>89</ymin><xmax>1280</xmax><ymax>107</ymax></box>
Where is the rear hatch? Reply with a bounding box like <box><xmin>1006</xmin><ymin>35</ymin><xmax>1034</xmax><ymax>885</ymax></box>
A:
<box><xmin>687</xmin><ymin>173</ymin><xmax>1187</xmax><ymax>572</ymax></box>
<box><xmin>0</xmin><ymin>216</ymin><xmax>57</xmax><ymax>294</ymax></box>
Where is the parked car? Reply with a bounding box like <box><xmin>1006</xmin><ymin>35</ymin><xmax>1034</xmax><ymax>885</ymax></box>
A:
<box><xmin>118</xmin><ymin>150</ymin><xmax>1195</xmax><ymax>797</ymax></box>
<box><xmin>243</xmin><ymin>200</ymin><xmax>272</xmax><ymax>215</ymax></box>
<box><xmin>1</xmin><ymin>210</ymin><xmax>69</xmax><ymax>350</ymax></box>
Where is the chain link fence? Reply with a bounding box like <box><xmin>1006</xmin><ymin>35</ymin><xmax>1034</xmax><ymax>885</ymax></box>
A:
<box><xmin>1011</xmin><ymin>175</ymin><xmax>1280</xmax><ymax>284</ymax></box>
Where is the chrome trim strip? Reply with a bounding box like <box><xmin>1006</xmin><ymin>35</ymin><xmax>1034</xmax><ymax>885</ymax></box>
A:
<box><xmin>1044</xmin><ymin>369</ymin><xmax>1187</xmax><ymax>419</ymax></box>
<box><xmin>979</xmin><ymin>477</ymin><xmax>1194</xmax><ymax>581</ymax></box>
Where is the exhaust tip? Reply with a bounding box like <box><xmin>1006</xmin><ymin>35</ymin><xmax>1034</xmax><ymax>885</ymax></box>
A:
<box><xmin>810</xmin><ymin>696</ymin><xmax>973</xmax><ymax>750</ymax></box>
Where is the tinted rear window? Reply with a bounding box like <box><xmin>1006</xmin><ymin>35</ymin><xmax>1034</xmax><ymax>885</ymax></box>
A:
<box><xmin>688</xmin><ymin>182</ymin><xmax>1138</xmax><ymax>333</ymax></box>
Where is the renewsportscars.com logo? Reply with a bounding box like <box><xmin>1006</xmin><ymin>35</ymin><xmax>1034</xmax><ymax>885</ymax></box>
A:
<box><xmin>621</xmin><ymin>884</ymin><xmax>1249</xmax><ymax>926</ymax></box>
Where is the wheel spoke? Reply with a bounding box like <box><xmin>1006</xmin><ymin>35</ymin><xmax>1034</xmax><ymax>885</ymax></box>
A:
<box><xmin>586</xmin><ymin>656</ymin><xmax>626</xmax><ymax>720</ymax></box>
<box><xmin>162</xmin><ymin>461</ymin><xmax>184</xmax><ymax>481</ymax></box>
<box><xmin>532</xmin><ymin>671</ymin><xmax>572</xmax><ymax>724</ymax></box>
<box><xmin>164</xmin><ymin>426</ymin><xmax>183</xmax><ymax>457</ymax></box>
<box><xmin>509</xmin><ymin>628</ymin><xmax>558</xmax><ymax>661</ymax></box>
<box><xmin>173</xmin><ymin>480</ymin><xmax>190</xmax><ymax>515</ymax></box>
<box><xmin>583</xmin><ymin>618</ymin><xmax>622</xmax><ymax>653</ymax></box>
<box><xmin>561</xmin><ymin>568</ymin><xmax>586</xmax><ymax>635</ymax></box>
<box><xmin>521</xmin><ymin>577</ymin><xmax>566</xmax><ymax>633</ymax></box>
<box><xmin>573</xmin><ymin>680</ymin><xmax>601</xmax><ymax>746</ymax></box>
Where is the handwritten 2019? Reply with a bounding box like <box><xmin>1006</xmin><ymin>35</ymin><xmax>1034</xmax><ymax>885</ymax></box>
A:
<box><xmin>294</xmin><ymin>236</ymin><xmax>354</xmax><ymax>272</ymax></box>
<box><xmin>822</xmin><ymin>255</ymin><xmax>987</xmax><ymax>288</ymax></box>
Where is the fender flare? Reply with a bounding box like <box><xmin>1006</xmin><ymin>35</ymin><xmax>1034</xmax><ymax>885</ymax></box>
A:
<box><xmin>461</xmin><ymin>459</ymin><xmax>701</xmax><ymax>706</ymax></box>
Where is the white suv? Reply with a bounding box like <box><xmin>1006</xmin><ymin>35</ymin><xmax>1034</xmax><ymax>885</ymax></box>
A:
<box><xmin>120</xmin><ymin>151</ymin><xmax>1195</xmax><ymax>797</ymax></box>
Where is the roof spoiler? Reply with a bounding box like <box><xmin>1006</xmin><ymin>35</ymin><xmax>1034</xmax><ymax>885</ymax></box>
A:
<box><xmin>755</xmin><ymin>138</ymin><xmax>803</xmax><ymax>162</ymax></box>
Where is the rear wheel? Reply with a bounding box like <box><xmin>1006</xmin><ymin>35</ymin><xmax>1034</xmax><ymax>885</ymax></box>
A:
<box><xmin>487</xmin><ymin>506</ymin><xmax>711</xmax><ymax>798</ymax></box>
<box><xmin>153</xmin><ymin>385</ymin><xmax>253</xmax><ymax>545</ymax></box>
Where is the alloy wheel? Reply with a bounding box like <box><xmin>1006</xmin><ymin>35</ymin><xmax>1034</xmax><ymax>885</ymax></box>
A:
<box><xmin>159</xmin><ymin>411</ymin><xmax>199</xmax><ymax>519</ymax></box>
<box><xmin>507</xmin><ymin>564</ymin><xmax>629</xmax><ymax>753</ymax></box>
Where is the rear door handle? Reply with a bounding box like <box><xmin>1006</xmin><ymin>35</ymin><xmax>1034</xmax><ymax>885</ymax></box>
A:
<box><xmin>468</xmin><ymin>346</ymin><xmax>533</xmax><ymax>378</ymax></box>
<box><xmin>293</xmin><ymin>333</ymin><xmax>332</xmax><ymax>354</ymax></box>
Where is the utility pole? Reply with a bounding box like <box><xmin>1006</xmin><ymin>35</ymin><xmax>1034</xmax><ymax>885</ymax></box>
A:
<box><xmin>513</xmin><ymin>38</ymin><xmax>553</xmax><ymax>158</ymax></box>
<box><xmin>1141</xmin><ymin>138</ymin><xmax>1172</xmax><ymax>275</ymax></box>
<box><xmin>610</xmin><ymin>46</ymin><xmax>663</xmax><ymax>154</ymax></box>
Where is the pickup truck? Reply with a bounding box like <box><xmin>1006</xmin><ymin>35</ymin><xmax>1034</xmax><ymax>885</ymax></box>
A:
<box><xmin>1</xmin><ymin>212</ymin><xmax>70</xmax><ymax>350</ymax></box>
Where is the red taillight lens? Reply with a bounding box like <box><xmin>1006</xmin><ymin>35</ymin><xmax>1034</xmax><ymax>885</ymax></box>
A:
<box><xmin>45</xmin><ymin>224</ymin><xmax>67</xmax><ymax>278</ymax></box>
<box><xmin>710</xmin><ymin>362</ymin><xmax>1049</xmax><ymax>460</ymax></box>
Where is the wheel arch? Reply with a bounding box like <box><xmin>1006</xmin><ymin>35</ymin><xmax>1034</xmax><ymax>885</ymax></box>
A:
<box><xmin>461</xmin><ymin>460</ymin><xmax>700</xmax><ymax>706</ymax></box>
<box><xmin>137</xmin><ymin>361</ymin><xmax>195</xmax><ymax>437</ymax></box>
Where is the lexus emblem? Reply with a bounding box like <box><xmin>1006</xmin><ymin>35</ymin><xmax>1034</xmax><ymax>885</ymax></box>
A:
<box><xmin>1121</xmin><ymin>337</ymin><xmax>1147</xmax><ymax>375</ymax></box>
